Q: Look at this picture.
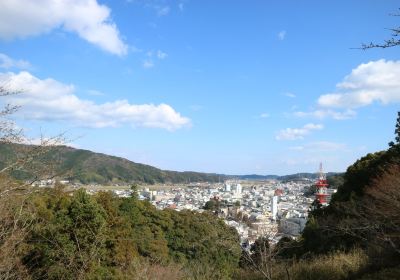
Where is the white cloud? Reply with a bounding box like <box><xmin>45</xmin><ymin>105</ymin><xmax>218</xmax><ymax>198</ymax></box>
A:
<box><xmin>294</xmin><ymin>109</ymin><xmax>356</xmax><ymax>120</ymax></box>
<box><xmin>157</xmin><ymin>50</ymin><xmax>168</xmax><ymax>59</ymax></box>
<box><xmin>259</xmin><ymin>113</ymin><xmax>270</xmax><ymax>119</ymax></box>
<box><xmin>284</xmin><ymin>92</ymin><xmax>296</xmax><ymax>98</ymax></box>
<box><xmin>178</xmin><ymin>3</ymin><xmax>184</xmax><ymax>11</ymax></box>
<box><xmin>289</xmin><ymin>146</ymin><xmax>304</xmax><ymax>151</ymax></box>
<box><xmin>278</xmin><ymin>30</ymin><xmax>286</xmax><ymax>40</ymax></box>
<box><xmin>143</xmin><ymin>60</ymin><xmax>154</xmax><ymax>69</ymax></box>
<box><xmin>276</xmin><ymin>123</ymin><xmax>323</xmax><ymax>141</ymax></box>
<box><xmin>0</xmin><ymin>71</ymin><xmax>191</xmax><ymax>131</ymax></box>
<box><xmin>0</xmin><ymin>0</ymin><xmax>127</xmax><ymax>56</ymax></box>
<box><xmin>156</xmin><ymin>6</ymin><xmax>170</xmax><ymax>16</ymax></box>
<box><xmin>143</xmin><ymin>50</ymin><xmax>167</xmax><ymax>68</ymax></box>
<box><xmin>318</xmin><ymin>60</ymin><xmax>400</xmax><ymax>108</ymax></box>
<box><xmin>0</xmin><ymin>53</ymin><xmax>31</xmax><ymax>69</ymax></box>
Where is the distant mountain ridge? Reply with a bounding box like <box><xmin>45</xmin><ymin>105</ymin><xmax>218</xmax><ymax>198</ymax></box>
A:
<box><xmin>0</xmin><ymin>143</ymin><xmax>341</xmax><ymax>185</ymax></box>
<box><xmin>0</xmin><ymin>143</ymin><xmax>225</xmax><ymax>184</ymax></box>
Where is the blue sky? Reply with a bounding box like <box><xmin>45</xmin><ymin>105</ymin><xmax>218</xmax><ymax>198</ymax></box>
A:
<box><xmin>0</xmin><ymin>0</ymin><xmax>399</xmax><ymax>175</ymax></box>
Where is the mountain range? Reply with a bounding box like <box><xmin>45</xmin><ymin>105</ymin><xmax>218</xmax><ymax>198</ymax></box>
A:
<box><xmin>0</xmin><ymin>143</ymin><xmax>339</xmax><ymax>185</ymax></box>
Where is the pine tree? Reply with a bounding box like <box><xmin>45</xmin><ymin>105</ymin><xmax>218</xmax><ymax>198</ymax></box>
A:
<box><xmin>389</xmin><ymin>111</ymin><xmax>400</xmax><ymax>148</ymax></box>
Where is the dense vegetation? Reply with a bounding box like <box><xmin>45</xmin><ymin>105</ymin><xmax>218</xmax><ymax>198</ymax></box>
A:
<box><xmin>0</xmin><ymin>143</ymin><xmax>226</xmax><ymax>184</ymax></box>
<box><xmin>273</xmin><ymin>113</ymin><xmax>400</xmax><ymax>279</ymax></box>
<box><xmin>2</xmin><ymin>115</ymin><xmax>400</xmax><ymax>279</ymax></box>
<box><xmin>2</xmin><ymin>121</ymin><xmax>399</xmax><ymax>279</ymax></box>
<box><xmin>1</xmin><ymin>186</ymin><xmax>241</xmax><ymax>279</ymax></box>
<box><xmin>0</xmin><ymin>143</ymin><xmax>341</xmax><ymax>186</ymax></box>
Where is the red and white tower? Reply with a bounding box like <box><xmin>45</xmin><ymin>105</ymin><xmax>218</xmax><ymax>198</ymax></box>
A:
<box><xmin>315</xmin><ymin>163</ymin><xmax>329</xmax><ymax>205</ymax></box>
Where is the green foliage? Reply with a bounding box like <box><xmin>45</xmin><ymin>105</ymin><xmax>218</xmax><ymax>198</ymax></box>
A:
<box><xmin>25</xmin><ymin>189</ymin><xmax>108</xmax><ymax>279</ymax></box>
<box><xmin>388</xmin><ymin>111</ymin><xmax>400</xmax><ymax>148</ymax></box>
<box><xmin>130</xmin><ymin>184</ymin><xmax>138</xmax><ymax>198</ymax></box>
<box><xmin>164</xmin><ymin>209</ymin><xmax>241</xmax><ymax>274</ymax></box>
<box><xmin>290</xmin><ymin>112</ymin><xmax>400</xmax><ymax>269</ymax></box>
<box><xmin>0</xmin><ymin>143</ymin><xmax>226</xmax><ymax>185</ymax></box>
<box><xmin>332</xmin><ymin>150</ymin><xmax>397</xmax><ymax>202</ymax></box>
<box><xmin>203</xmin><ymin>198</ymin><xmax>221</xmax><ymax>211</ymax></box>
<box><xmin>327</xmin><ymin>174</ymin><xmax>344</xmax><ymax>189</ymax></box>
<box><xmin>332</xmin><ymin>112</ymin><xmax>400</xmax><ymax>202</ymax></box>
<box><xmin>17</xmin><ymin>187</ymin><xmax>240</xmax><ymax>279</ymax></box>
<box><xmin>303</xmin><ymin>184</ymin><xmax>316</xmax><ymax>197</ymax></box>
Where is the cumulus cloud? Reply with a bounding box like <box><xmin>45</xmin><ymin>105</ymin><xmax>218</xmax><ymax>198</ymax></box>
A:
<box><xmin>278</xmin><ymin>30</ymin><xmax>286</xmax><ymax>40</ymax></box>
<box><xmin>157</xmin><ymin>50</ymin><xmax>168</xmax><ymax>59</ymax></box>
<box><xmin>0</xmin><ymin>53</ymin><xmax>31</xmax><ymax>69</ymax></box>
<box><xmin>318</xmin><ymin>60</ymin><xmax>400</xmax><ymax>108</ymax></box>
<box><xmin>294</xmin><ymin>109</ymin><xmax>356</xmax><ymax>120</ymax></box>
<box><xmin>276</xmin><ymin>123</ymin><xmax>323</xmax><ymax>141</ymax></box>
<box><xmin>0</xmin><ymin>71</ymin><xmax>191</xmax><ymax>131</ymax></box>
<box><xmin>284</xmin><ymin>92</ymin><xmax>296</xmax><ymax>98</ymax></box>
<box><xmin>0</xmin><ymin>0</ymin><xmax>127</xmax><ymax>56</ymax></box>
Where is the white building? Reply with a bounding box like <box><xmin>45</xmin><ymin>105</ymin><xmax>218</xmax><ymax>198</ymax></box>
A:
<box><xmin>236</xmin><ymin>183</ymin><xmax>242</xmax><ymax>195</ymax></box>
<box><xmin>271</xmin><ymin>196</ymin><xmax>278</xmax><ymax>220</ymax></box>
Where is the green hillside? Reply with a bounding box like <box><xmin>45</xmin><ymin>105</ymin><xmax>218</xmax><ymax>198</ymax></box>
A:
<box><xmin>0</xmin><ymin>143</ymin><xmax>225</xmax><ymax>184</ymax></box>
<box><xmin>0</xmin><ymin>143</ymin><xmax>343</xmax><ymax>185</ymax></box>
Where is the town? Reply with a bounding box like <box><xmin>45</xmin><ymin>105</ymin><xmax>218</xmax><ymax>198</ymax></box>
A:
<box><xmin>142</xmin><ymin>180</ymin><xmax>313</xmax><ymax>247</ymax></box>
<box><xmin>37</xmin><ymin>169</ymin><xmax>336</xmax><ymax>249</ymax></box>
<box><xmin>139</xmin><ymin>177</ymin><xmax>335</xmax><ymax>248</ymax></box>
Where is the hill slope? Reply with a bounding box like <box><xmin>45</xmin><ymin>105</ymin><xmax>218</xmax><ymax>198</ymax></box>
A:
<box><xmin>0</xmin><ymin>143</ymin><xmax>225</xmax><ymax>184</ymax></box>
<box><xmin>0</xmin><ymin>143</ymin><xmax>341</xmax><ymax>185</ymax></box>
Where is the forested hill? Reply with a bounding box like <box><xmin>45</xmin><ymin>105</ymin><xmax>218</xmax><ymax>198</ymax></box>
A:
<box><xmin>0</xmin><ymin>143</ymin><xmax>342</xmax><ymax>185</ymax></box>
<box><xmin>0</xmin><ymin>143</ymin><xmax>226</xmax><ymax>184</ymax></box>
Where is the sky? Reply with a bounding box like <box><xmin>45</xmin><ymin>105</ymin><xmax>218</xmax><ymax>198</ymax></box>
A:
<box><xmin>0</xmin><ymin>0</ymin><xmax>399</xmax><ymax>175</ymax></box>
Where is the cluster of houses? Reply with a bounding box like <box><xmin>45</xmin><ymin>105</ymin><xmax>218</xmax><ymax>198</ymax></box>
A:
<box><xmin>136</xmin><ymin>179</ymin><xmax>325</xmax><ymax>247</ymax></box>
<box><xmin>34</xmin><ymin>177</ymin><xmax>336</xmax><ymax>248</ymax></box>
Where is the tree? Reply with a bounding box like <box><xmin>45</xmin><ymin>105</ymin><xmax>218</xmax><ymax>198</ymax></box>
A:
<box><xmin>239</xmin><ymin>229</ymin><xmax>290</xmax><ymax>280</ymax></box>
<box><xmin>0</xmin><ymin>84</ymin><xmax>67</xmax><ymax>278</ymax></box>
<box><xmin>334</xmin><ymin>165</ymin><xmax>400</xmax><ymax>265</ymax></box>
<box><xmin>203</xmin><ymin>198</ymin><xmax>221</xmax><ymax>212</ymax></box>
<box><xmin>327</xmin><ymin>174</ymin><xmax>344</xmax><ymax>189</ymax></box>
<box><xmin>389</xmin><ymin>111</ymin><xmax>400</xmax><ymax>149</ymax></box>
<box><xmin>250</xmin><ymin>236</ymin><xmax>270</xmax><ymax>268</ymax></box>
<box><xmin>25</xmin><ymin>189</ymin><xmax>108</xmax><ymax>279</ymax></box>
<box><xmin>361</xmin><ymin>9</ymin><xmax>400</xmax><ymax>49</ymax></box>
<box><xmin>296</xmin><ymin>112</ymin><xmax>400</xmax><ymax>263</ymax></box>
<box><xmin>130</xmin><ymin>184</ymin><xmax>139</xmax><ymax>199</ymax></box>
